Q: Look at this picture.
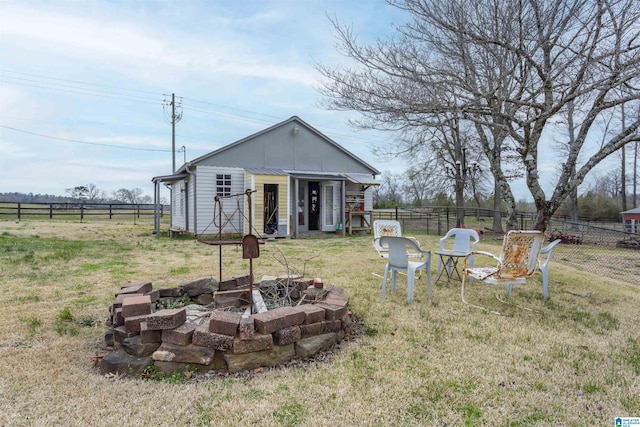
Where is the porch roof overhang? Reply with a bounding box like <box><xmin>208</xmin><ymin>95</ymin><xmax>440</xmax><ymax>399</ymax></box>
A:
<box><xmin>343</xmin><ymin>173</ymin><xmax>380</xmax><ymax>186</ymax></box>
<box><xmin>151</xmin><ymin>173</ymin><xmax>189</xmax><ymax>184</ymax></box>
<box><xmin>284</xmin><ymin>170</ymin><xmax>347</xmax><ymax>181</ymax></box>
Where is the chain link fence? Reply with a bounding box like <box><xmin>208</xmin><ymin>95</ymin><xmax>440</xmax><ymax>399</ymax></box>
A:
<box><xmin>373</xmin><ymin>208</ymin><xmax>639</xmax><ymax>285</ymax></box>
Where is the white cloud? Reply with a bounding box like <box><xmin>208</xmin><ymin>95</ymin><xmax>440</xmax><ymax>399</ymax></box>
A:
<box><xmin>0</xmin><ymin>0</ymin><xmax>405</xmax><ymax>198</ymax></box>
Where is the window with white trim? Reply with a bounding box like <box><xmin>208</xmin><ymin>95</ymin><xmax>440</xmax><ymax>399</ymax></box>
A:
<box><xmin>216</xmin><ymin>174</ymin><xmax>231</xmax><ymax>196</ymax></box>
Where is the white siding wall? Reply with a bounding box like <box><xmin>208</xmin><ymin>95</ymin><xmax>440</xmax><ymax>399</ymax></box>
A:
<box><xmin>187</xmin><ymin>176</ymin><xmax>195</xmax><ymax>233</ymax></box>
<box><xmin>195</xmin><ymin>167</ymin><xmax>245</xmax><ymax>235</ymax></box>
<box><xmin>171</xmin><ymin>181</ymin><xmax>187</xmax><ymax>230</ymax></box>
<box><xmin>364</xmin><ymin>187</ymin><xmax>374</xmax><ymax>211</ymax></box>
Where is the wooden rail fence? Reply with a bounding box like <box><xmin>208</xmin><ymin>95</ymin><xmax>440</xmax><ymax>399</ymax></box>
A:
<box><xmin>0</xmin><ymin>202</ymin><xmax>169</xmax><ymax>222</ymax></box>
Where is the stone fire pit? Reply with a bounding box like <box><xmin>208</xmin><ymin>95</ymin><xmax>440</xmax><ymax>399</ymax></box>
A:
<box><xmin>99</xmin><ymin>275</ymin><xmax>353</xmax><ymax>377</ymax></box>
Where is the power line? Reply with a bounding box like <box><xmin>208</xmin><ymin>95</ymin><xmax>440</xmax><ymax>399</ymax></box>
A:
<box><xmin>180</xmin><ymin>103</ymin><xmax>386</xmax><ymax>145</ymax></box>
<box><xmin>180</xmin><ymin>95</ymin><xmax>388</xmax><ymax>144</ymax></box>
<box><xmin>181</xmin><ymin>97</ymin><xmax>284</xmax><ymax>122</ymax></box>
<box><xmin>0</xmin><ymin>125</ymin><xmax>172</xmax><ymax>152</ymax></box>
<box><xmin>1</xmin><ymin>78</ymin><xmax>162</xmax><ymax>105</ymax></box>
<box><xmin>181</xmin><ymin>105</ymin><xmax>276</xmax><ymax>126</ymax></box>
<box><xmin>1</xmin><ymin>69</ymin><xmax>389</xmax><ymax>146</ymax></box>
<box><xmin>0</xmin><ymin>69</ymin><xmax>162</xmax><ymax>96</ymax></box>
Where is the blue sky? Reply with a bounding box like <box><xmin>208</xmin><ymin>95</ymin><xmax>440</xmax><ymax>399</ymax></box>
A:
<box><xmin>2</xmin><ymin>0</ymin><xmax>621</xmax><ymax>203</ymax></box>
<box><xmin>0</xmin><ymin>0</ymin><xmax>411</xmax><ymax>201</ymax></box>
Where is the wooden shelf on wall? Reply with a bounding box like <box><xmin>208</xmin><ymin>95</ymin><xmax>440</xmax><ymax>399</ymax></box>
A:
<box><xmin>345</xmin><ymin>210</ymin><xmax>371</xmax><ymax>235</ymax></box>
<box><xmin>345</xmin><ymin>190</ymin><xmax>365</xmax><ymax>213</ymax></box>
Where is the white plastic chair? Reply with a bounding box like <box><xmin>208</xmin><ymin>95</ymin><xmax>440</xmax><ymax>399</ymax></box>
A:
<box><xmin>380</xmin><ymin>236</ymin><xmax>432</xmax><ymax>303</ymax></box>
<box><xmin>373</xmin><ymin>220</ymin><xmax>421</xmax><ymax>258</ymax></box>
<box><xmin>436</xmin><ymin>228</ymin><xmax>480</xmax><ymax>283</ymax></box>
<box><xmin>461</xmin><ymin>230</ymin><xmax>545</xmax><ymax>314</ymax></box>
<box><xmin>536</xmin><ymin>239</ymin><xmax>562</xmax><ymax>300</ymax></box>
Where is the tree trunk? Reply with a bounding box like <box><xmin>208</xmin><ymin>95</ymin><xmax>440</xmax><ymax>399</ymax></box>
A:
<box><xmin>492</xmin><ymin>180</ymin><xmax>504</xmax><ymax>232</ymax></box>
<box><xmin>533</xmin><ymin>203</ymin><xmax>553</xmax><ymax>232</ymax></box>
<box><xmin>569</xmin><ymin>188</ymin><xmax>578</xmax><ymax>228</ymax></box>
<box><xmin>455</xmin><ymin>178</ymin><xmax>465</xmax><ymax>227</ymax></box>
<box><xmin>634</xmin><ymin>142</ymin><xmax>638</xmax><ymax>209</ymax></box>
<box><xmin>622</xmin><ymin>105</ymin><xmax>627</xmax><ymax>211</ymax></box>
<box><xmin>496</xmin><ymin>177</ymin><xmax>518</xmax><ymax>231</ymax></box>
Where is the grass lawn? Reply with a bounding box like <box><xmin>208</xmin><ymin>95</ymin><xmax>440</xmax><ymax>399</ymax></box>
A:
<box><xmin>0</xmin><ymin>220</ymin><xmax>638</xmax><ymax>426</ymax></box>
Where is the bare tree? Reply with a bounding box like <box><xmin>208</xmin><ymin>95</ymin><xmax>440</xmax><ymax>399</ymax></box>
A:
<box><xmin>317</xmin><ymin>0</ymin><xmax>640</xmax><ymax>231</ymax></box>
<box><xmin>65</xmin><ymin>183</ymin><xmax>105</xmax><ymax>202</ymax></box>
<box><xmin>112</xmin><ymin>188</ymin><xmax>147</xmax><ymax>204</ymax></box>
<box><xmin>317</xmin><ymin>0</ymin><xmax>522</xmax><ymax>231</ymax></box>
<box><xmin>590</xmin><ymin>170</ymin><xmax>623</xmax><ymax>199</ymax></box>
<box><xmin>376</xmin><ymin>172</ymin><xmax>405</xmax><ymax>207</ymax></box>
<box><xmin>404</xmin><ymin>166</ymin><xmax>435</xmax><ymax>206</ymax></box>
<box><xmin>65</xmin><ymin>186</ymin><xmax>89</xmax><ymax>202</ymax></box>
<box><xmin>85</xmin><ymin>183</ymin><xmax>106</xmax><ymax>202</ymax></box>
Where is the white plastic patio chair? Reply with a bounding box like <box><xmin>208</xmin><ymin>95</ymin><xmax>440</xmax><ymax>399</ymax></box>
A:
<box><xmin>536</xmin><ymin>239</ymin><xmax>562</xmax><ymax>300</ymax></box>
<box><xmin>461</xmin><ymin>230</ymin><xmax>545</xmax><ymax>314</ymax></box>
<box><xmin>380</xmin><ymin>236</ymin><xmax>432</xmax><ymax>303</ymax></box>
<box><xmin>373</xmin><ymin>219</ymin><xmax>422</xmax><ymax>258</ymax></box>
<box><xmin>435</xmin><ymin>228</ymin><xmax>480</xmax><ymax>284</ymax></box>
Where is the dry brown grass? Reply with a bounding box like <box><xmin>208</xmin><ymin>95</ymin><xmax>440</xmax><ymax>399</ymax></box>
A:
<box><xmin>1</xmin><ymin>220</ymin><xmax>639</xmax><ymax>426</ymax></box>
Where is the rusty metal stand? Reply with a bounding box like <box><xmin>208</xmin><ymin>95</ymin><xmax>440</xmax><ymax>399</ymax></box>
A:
<box><xmin>198</xmin><ymin>189</ymin><xmax>260</xmax><ymax>313</ymax></box>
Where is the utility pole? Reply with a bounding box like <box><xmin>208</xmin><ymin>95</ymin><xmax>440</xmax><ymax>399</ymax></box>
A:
<box><xmin>172</xmin><ymin>93</ymin><xmax>176</xmax><ymax>173</ymax></box>
<box><xmin>163</xmin><ymin>93</ymin><xmax>183</xmax><ymax>173</ymax></box>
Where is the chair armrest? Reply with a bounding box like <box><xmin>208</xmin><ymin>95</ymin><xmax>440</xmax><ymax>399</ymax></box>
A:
<box><xmin>540</xmin><ymin>239</ymin><xmax>562</xmax><ymax>254</ymax></box>
<box><xmin>438</xmin><ymin>236</ymin><xmax>446</xmax><ymax>250</ymax></box>
<box><xmin>373</xmin><ymin>238</ymin><xmax>388</xmax><ymax>257</ymax></box>
<box><xmin>406</xmin><ymin>236</ymin><xmax>421</xmax><ymax>247</ymax></box>
<box><xmin>538</xmin><ymin>239</ymin><xmax>561</xmax><ymax>267</ymax></box>
<box><xmin>463</xmin><ymin>250</ymin><xmax>501</xmax><ymax>268</ymax></box>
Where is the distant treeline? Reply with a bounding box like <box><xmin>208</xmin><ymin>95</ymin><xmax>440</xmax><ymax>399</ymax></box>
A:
<box><xmin>0</xmin><ymin>192</ymin><xmax>87</xmax><ymax>204</ymax></box>
<box><xmin>0</xmin><ymin>191</ymin><xmax>148</xmax><ymax>204</ymax></box>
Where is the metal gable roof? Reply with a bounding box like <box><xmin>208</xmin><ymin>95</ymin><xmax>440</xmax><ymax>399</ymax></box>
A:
<box><xmin>245</xmin><ymin>168</ymin><xmax>288</xmax><ymax>175</ymax></box>
<box><xmin>176</xmin><ymin>116</ymin><xmax>380</xmax><ymax>176</ymax></box>
<box><xmin>343</xmin><ymin>173</ymin><xmax>380</xmax><ymax>186</ymax></box>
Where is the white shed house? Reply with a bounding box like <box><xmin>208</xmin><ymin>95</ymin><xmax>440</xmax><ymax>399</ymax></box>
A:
<box><xmin>152</xmin><ymin>116</ymin><xmax>380</xmax><ymax>238</ymax></box>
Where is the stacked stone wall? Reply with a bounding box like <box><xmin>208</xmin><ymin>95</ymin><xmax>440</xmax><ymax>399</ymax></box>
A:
<box><xmin>100</xmin><ymin>276</ymin><xmax>352</xmax><ymax>377</ymax></box>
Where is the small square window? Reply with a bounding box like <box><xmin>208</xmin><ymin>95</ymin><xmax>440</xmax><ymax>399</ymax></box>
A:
<box><xmin>216</xmin><ymin>174</ymin><xmax>231</xmax><ymax>196</ymax></box>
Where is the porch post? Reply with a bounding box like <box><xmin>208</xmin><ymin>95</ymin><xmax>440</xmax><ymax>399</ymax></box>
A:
<box><xmin>153</xmin><ymin>179</ymin><xmax>160</xmax><ymax>236</ymax></box>
<box><xmin>341</xmin><ymin>180</ymin><xmax>346</xmax><ymax>237</ymax></box>
<box><xmin>294</xmin><ymin>177</ymin><xmax>299</xmax><ymax>238</ymax></box>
